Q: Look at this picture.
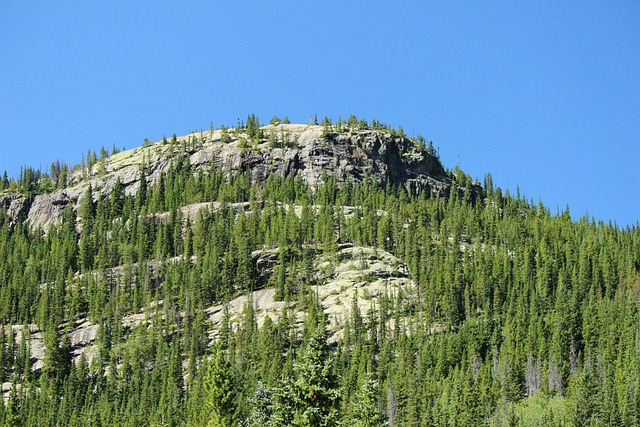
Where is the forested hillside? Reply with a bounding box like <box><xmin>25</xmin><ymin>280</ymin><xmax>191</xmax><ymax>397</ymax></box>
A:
<box><xmin>0</xmin><ymin>117</ymin><xmax>638</xmax><ymax>426</ymax></box>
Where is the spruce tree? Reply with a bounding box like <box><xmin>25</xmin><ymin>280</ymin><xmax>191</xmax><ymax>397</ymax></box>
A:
<box><xmin>271</xmin><ymin>328</ymin><xmax>340</xmax><ymax>427</ymax></box>
<box><xmin>348</xmin><ymin>373</ymin><xmax>387</xmax><ymax>427</ymax></box>
<box><xmin>205</xmin><ymin>346</ymin><xmax>239</xmax><ymax>427</ymax></box>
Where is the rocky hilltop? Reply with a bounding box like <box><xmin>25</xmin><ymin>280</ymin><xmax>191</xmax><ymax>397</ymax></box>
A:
<box><xmin>0</xmin><ymin>123</ymin><xmax>469</xmax><ymax>230</ymax></box>
<box><xmin>0</xmin><ymin>120</ymin><xmax>474</xmax><ymax>398</ymax></box>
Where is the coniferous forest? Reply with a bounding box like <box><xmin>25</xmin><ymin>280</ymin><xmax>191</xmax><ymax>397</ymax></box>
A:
<box><xmin>0</xmin><ymin>118</ymin><xmax>639</xmax><ymax>426</ymax></box>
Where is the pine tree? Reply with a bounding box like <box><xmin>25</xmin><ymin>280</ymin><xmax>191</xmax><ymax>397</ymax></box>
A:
<box><xmin>204</xmin><ymin>346</ymin><xmax>239</xmax><ymax>427</ymax></box>
<box><xmin>271</xmin><ymin>328</ymin><xmax>340</xmax><ymax>427</ymax></box>
<box><xmin>78</xmin><ymin>184</ymin><xmax>96</xmax><ymax>271</ymax></box>
<box><xmin>348</xmin><ymin>373</ymin><xmax>387</xmax><ymax>427</ymax></box>
<box><xmin>244</xmin><ymin>386</ymin><xmax>274</xmax><ymax>427</ymax></box>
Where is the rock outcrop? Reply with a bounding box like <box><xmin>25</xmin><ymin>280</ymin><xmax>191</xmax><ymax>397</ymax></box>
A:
<box><xmin>0</xmin><ymin>193</ymin><xmax>29</xmax><ymax>222</ymax></box>
<box><xmin>209</xmin><ymin>245</ymin><xmax>416</xmax><ymax>342</ymax></box>
<box><xmin>0</xmin><ymin>124</ymin><xmax>476</xmax><ymax>230</ymax></box>
<box><xmin>3</xmin><ymin>244</ymin><xmax>417</xmax><ymax>393</ymax></box>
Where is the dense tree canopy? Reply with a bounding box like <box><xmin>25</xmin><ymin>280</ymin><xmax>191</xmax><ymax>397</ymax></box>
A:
<box><xmin>0</xmin><ymin>122</ymin><xmax>638</xmax><ymax>426</ymax></box>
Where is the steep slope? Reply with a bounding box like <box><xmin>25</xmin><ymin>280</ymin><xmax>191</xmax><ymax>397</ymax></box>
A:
<box><xmin>3</xmin><ymin>119</ymin><xmax>634</xmax><ymax>426</ymax></box>
<box><xmin>2</xmin><ymin>244</ymin><xmax>414</xmax><ymax>387</ymax></box>
<box><xmin>0</xmin><ymin>123</ymin><xmax>472</xmax><ymax>230</ymax></box>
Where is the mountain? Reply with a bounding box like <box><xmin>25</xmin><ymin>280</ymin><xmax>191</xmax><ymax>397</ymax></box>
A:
<box><xmin>0</xmin><ymin>118</ymin><xmax>638</xmax><ymax>426</ymax></box>
<box><xmin>0</xmin><ymin>123</ymin><xmax>477</xmax><ymax>231</ymax></box>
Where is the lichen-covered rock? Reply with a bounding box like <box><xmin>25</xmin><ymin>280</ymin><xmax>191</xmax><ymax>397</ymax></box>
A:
<box><xmin>1</xmin><ymin>124</ymin><xmax>473</xmax><ymax>231</ymax></box>
<box><xmin>4</xmin><ymin>244</ymin><xmax>414</xmax><ymax>387</ymax></box>
<box><xmin>207</xmin><ymin>245</ymin><xmax>416</xmax><ymax>344</ymax></box>
<box><xmin>0</xmin><ymin>193</ymin><xmax>29</xmax><ymax>222</ymax></box>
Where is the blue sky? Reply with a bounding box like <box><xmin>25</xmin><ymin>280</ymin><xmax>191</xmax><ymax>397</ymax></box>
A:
<box><xmin>1</xmin><ymin>2</ymin><xmax>638</xmax><ymax>227</ymax></box>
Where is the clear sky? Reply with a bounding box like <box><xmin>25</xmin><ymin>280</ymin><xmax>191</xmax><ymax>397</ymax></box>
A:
<box><xmin>1</xmin><ymin>2</ymin><xmax>638</xmax><ymax>227</ymax></box>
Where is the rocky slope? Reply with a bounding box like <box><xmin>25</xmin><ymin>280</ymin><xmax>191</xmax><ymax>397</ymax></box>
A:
<box><xmin>0</xmin><ymin>123</ymin><xmax>467</xmax><ymax>231</ymax></box>
<box><xmin>0</xmin><ymin>122</ymin><xmax>473</xmax><ymax>400</ymax></box>
<box><xmin>1</xmin><ymin>243</ymin><xmax>416</xmax><ymax>399</ymax></box>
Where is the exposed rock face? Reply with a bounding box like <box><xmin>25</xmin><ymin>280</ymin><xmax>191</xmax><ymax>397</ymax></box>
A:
<box><xmin>5</xmin><ymin>245</ymin><xmax>415</xmax><ymax>383</ymax></box>
<box><xmin>209</xmin><ymin>245</ymin><xmax>417</xmax><ymax>344</ymax></box>
<box><xmin>0</xmin><ymin>193</ymin><xmax>29</xmax><ymax>222</ymax></box>
<box><xmin>0</xmin><ymin>124</ymin><xmax>468</xmax><ymax>230</ymax></box>
<box><xmin>26</xmin><ymin>190</ymin><xmax>76</xmax><ymax>230</ymax></box>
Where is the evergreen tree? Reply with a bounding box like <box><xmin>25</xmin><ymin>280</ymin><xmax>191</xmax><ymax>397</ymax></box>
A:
<box><xmin>348</xmin><ymin>373</ymin><xmax>387</xmax><ymax>427</ymax></box>
<box><xmin>271</xmin><ymin>328</ymin><xmax>340</xmax><ymax>427</ymax></box>
<box><xmin>205</xmin><ymin>346</ymin><xmax>239</xmax><ymax>427</ymax></box>
<box><xmin>244</xmin><ymin>386</ymin><xmax>274</xmax><ymax>427</ymax></box>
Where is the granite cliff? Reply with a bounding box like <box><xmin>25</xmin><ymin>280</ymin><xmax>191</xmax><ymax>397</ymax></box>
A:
<box><xmin>0</xmin><ymin>123</ymin><xmax>476</xmax><ymax>231</ymax></box>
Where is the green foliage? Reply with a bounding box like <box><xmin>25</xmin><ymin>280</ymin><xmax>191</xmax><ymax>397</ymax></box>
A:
<box><xmin>348</xmin><ymin>373</ymin><xmax>387</xmax><ymax>427</ymax></box>
<box><xmin>205</xmin><ymin>346</ymin><xmax>240</xmax><ymax>426</ymax></box>
<box><xmin>270</xmin><ymin>116</ymin><xmax>281</xmax><ymax>125</ymax></box>
<box><xmin>0</xmin><ymin>120</ymin><xmax>639</xmax><ymax>426</ymax></box>
<box><xmin>270</xmin><ymin>328</ymin><xmax>341</xmax><ymax>427</ymax></box>
<box><xmin>244</xmin><ymin>386</ymin><xmax>274</xmax><ymax>427</ymax></box>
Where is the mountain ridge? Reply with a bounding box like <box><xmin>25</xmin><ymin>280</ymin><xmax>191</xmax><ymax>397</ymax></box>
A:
<box><xmin>0</xmin><ymin>123</ymin><xmax>479</xmax><ymax>231</ymax></box>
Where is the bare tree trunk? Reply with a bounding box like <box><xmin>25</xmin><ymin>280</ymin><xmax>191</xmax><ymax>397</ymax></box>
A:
<box><xmin>388</xmin><ymin>382</ymin><xmax>396</xmax><ymax>427</ymax></box>
<box><xmin>548</xmin><ymin>355</ymin><xmax>565</xmax><ymax>396</ymax></box>
<box><xmin>525</xmin><ymin>354</ymin><xmax>541</xmax><ymax>397</ymax></box>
